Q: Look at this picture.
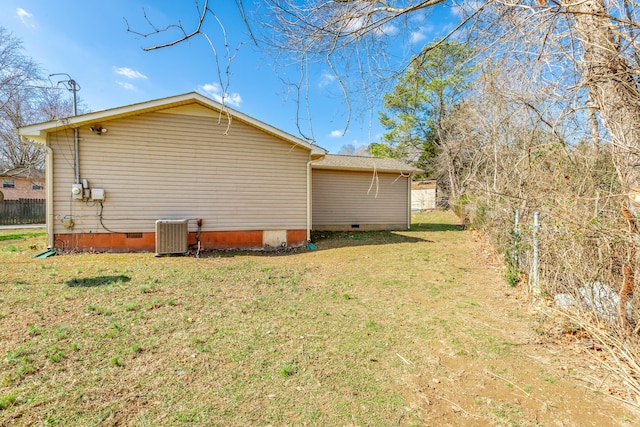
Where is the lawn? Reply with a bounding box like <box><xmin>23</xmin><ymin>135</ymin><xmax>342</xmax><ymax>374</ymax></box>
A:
<box><xmin>0</xmin><ymin>212</ymin><xmax>636</xmax><ymax>426</ymax></box>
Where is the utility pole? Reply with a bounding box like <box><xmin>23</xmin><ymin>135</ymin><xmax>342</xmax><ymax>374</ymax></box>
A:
<box><xmin>49</xmin><ymin>73</ymin><xmax>80</xmax><ymax>183</ymax></box>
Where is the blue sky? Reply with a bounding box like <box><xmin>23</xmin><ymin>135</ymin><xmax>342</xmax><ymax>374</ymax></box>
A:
<box><xmin>1</xmin><ymin>1</ymin><xmax>457</xmax><ymax>153</ymax></box>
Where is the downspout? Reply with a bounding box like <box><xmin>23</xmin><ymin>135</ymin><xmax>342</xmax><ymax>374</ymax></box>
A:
<box><xmin>49</xmin><ymin>75</ymin><xmax>80</xmax><ymax>184</ymax></box>
<box><xmin>306</xmin><ymin>155</ymin><xmax>325</xmax><ymax>241</ymax></box>
<box><xmin>407</xmin><ymin>173</ymin><xmax>412</xmax><ymax>230</ymax></box>
<box><xmin>22</xmin><ymin>136</ymin><xmax>54</xmax><ymax>248</ymax></box>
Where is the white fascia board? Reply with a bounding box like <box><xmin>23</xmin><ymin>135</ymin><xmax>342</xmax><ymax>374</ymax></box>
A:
<box><xmin>311</xmin><ymin>164</ymin><xmax>418</xmax><ymax>174</ymax></box>
<box><xmin>16</xmin><ymin>92</ymin><xmax>329</xmax><ymax>155</ymax></box>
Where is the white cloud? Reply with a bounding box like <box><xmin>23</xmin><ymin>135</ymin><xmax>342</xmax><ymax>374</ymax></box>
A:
<box><xmin>114</xmin><ymin>67</ymin><xmax>147</xmax><ymax>80</ymax></box>
<box><xmin>410</xmin><ymin>11</ymin><xmax>426</xmax><ymax>24</ymax></box>
<box><xmin>117</xmin><ymin>81</ymin><xmax>136</xmax><ymax>91</ymax></box>
<box><xmin>199</xmin><ymin>83</ymin><xmax>242</xmax><ymax>107</ymax></box>
<box><xmin>451</xmin><ymin>0</ymin><xmax>483</xmax><ymax>17</ymax></box>
<box><xmin>410</xmin><ymin>31</ymin><xmax>427</xmax><ymax>44</ymax></box>
<box><xmin>319</xmin><ymin>72</ymin><xmax>336</xmax><ymax>89</ymax></box>
<box><xmin>344</xmin><ymin>16</ymin><xmax>367</xmax><ymax>35</ymax></box>
<box><xmin>329</xmin><ymin>130</ymin><xmax>344</xmax><ymax>138</ymax></box>
<box><xmin>200</xmin><ymin>83</ymin><xmax>219</xmax><ymax>94</ymax></box>
<box><xmin>344</xmin><ymin>17</ymin><xmax>399</xmax><ymax>38</ymax></box>
<box><xmin>450</xmin><ymin>5</ymin><xmax>463</xmax><ymax>17</ymax></box>
<box><xmin>223</xmin><ymin>92</ymin><xmax>243</xmax><ymax>107</ymax></box>
<box><xmin>16</xmin><ymin>8</ymin><xmax>34</xmax><ymax>27</ymax></box>
<box><xmin>376</xmin><ymin>23</ymin><xmax>399</xmax><ymax>37</ymax></box>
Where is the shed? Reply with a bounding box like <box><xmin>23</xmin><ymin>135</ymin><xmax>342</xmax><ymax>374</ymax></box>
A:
<box><xmin>411</xmin><ymin>180</ymin><xmax>437</xmax><ymax>211</ymax></box>
<box><xmin>311</xmin><ymin>155</ymin><xmax>421</xmax><ymax>231</ymax></box>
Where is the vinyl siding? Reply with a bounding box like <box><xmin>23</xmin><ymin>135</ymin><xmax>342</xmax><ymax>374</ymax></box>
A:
<box><xmin>49</xmin><ymin>105</ymin><xmax>309</xmax><ymax>235</ymax></box>
<box><xmin>312</xmin><ymin>169</ymin><xmax>409</xmax><ymax>229</ymax></box>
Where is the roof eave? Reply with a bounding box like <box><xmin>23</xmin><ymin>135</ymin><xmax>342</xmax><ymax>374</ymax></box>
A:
<box><xmin>310</xmin><ymin>147</ymin><xmax>328</xmax><ymax>157</ymax></box>
<box><xmin>312</xmin><ymin>164</ymin><xmax>420</xmax><ymax>174</ymax></box>
<box><xmin>16</xmin><ymin>92</ymin><xmax>329</xmax><ymax>154</ymax></box>
<box><xmin>17</xmin><ymin>129</ymin><xmax>48</xmax><ymax>143</ymax></box>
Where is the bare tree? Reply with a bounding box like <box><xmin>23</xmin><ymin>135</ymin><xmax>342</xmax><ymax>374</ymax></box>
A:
<box><xmin>0</xmin><ymin>86</ymin><xmax>74</xmax><ymax>169</ymax></box>
<box><xmin>0</xmin><ymin>27</ymin><xmax>76</xmax><ymax>170</ymax></box>
<box><xmin>0</xmin><ymin>27</ymin><xmax>41</xmax><ymax>169</ymax></box>
<box><xmin>124</xmin><ymin>1</ymin><xmax>640</xmax><ymax>328</ymax></box>
<box><xmin>261</xmin><ymin>0</ymin><xmax>640</xmax><ymax>329</ymax></box>
<box><xmin>0</xmin><ymin>28</ymin><xmax>40</xmax><ymax>110</ymax></box>
<box><xmin>125</xmin><ymin>0</ymin><xmax>247</xmax><ymax>134</ymax></box>
<box><xmin>565</xmin><ymin>0</ymin><xmax>640</xmax><ymax>329</ymax></box>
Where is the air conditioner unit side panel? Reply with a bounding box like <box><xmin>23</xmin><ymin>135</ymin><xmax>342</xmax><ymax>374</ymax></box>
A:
<box><xmin>155</xmin><ymin>219</ymin><xmax>188</xmax><ymax>255</ymax></box>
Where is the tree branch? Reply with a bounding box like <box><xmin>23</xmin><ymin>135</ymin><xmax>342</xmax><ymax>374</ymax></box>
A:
<box><xmin>124</xmin><ymin>0</ymin><xmax>210</xmax><ymax>51</ymax></box>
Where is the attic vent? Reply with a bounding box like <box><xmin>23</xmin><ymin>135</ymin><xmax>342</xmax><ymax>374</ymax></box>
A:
<box><xmin>155</xmin><ymin>220</ymin><xmax>188</xmax><ymax>255</ymax></box>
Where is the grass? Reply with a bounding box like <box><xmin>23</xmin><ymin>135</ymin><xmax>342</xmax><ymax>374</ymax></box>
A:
<box><xmin>0</xmin><ymin>394</ymin><xmax>17</xmax><ymax>410</ymax></box>
<box><xmin>0</xmin><ymin>231</ymin><xmax>46</xmax><ymax>242</ymax></box>
<box><xmin>0</xmin><ymin>214</ymin><xmax>634</xmax><ymax>426</ymax></box>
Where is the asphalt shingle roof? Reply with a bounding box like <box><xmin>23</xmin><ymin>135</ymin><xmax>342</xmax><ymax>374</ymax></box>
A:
<box><xmin>312</xmin><ymin>154</ymin><xmax>422</xmax><ymax>173</ymax></box>
<box><xmin>1</xmin><ymin>166</ymin><xmax>45</xmax><ymax>179</ymax></box>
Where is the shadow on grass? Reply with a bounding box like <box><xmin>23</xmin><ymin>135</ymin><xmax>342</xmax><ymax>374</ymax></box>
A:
<box><xmin>199</xmin><ymin>217</ymin><xmax>465</xmax><ymax>257</ymax></box>
<box><xmin>66</xmin><ymin>275</ymin><xmax>131</xmax><ymax>287</ymax></box>
<box><xmin>306</xmin><ymin>230</ymin><xmax>435</xmax><ymax>251</ymax></box>
<box><xmin>411</xmin><ymin>223</ymin><xmax>466</xmax><ymax>232</ymax></box>
<box><xmin>198</xmin><ymin>231</ymin><xmax>429</xmax><ymax>258</ymax></box>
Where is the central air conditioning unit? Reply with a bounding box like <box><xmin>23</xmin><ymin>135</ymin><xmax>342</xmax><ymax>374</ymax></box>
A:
<box><xmin>155</xmin><ymin>219</ymin><xmax>189</xmax><ymax>255</ymax></box>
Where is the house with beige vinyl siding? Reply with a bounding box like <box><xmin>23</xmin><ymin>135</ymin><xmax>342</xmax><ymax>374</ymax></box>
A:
<box><xmin>17</xmin><ymin>92</ymin><xmax>419</xmax><ymax>253</ymax></box>
<box><xmin>312</xmin><ymin>155</ymin><xmax>421</xmax><ymax>231</ymax></box>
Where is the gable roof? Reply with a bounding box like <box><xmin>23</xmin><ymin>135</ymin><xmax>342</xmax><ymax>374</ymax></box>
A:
<box><xmin>312</xmin><ymin>154</ymin><xmax>422</xmax><ymax>174</ymax></box>
<box><xmin>16</xmin><ymin>92</ymin><xmax>327</xmax><ymax>156</ymax></box>
<box><xmin>412</xmin><ymin>180</ymin><xmax>436</xmax><ymax>190</ymax></box>
<box><xmin>1</xmin><ymin>166</ymin><xmax>45</xmax><ymax>180</ymax></box>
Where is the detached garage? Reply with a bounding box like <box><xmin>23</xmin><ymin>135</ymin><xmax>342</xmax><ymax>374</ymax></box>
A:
<box><xmin>312</xmin><ymin>155</ymin><xmax>421</xmax><ymax>231</ymax></box>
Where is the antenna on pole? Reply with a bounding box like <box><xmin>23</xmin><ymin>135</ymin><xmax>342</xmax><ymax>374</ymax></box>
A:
<box><xmin>49</xmin><ymin>73</ymin><xmax>80</xmax><ymax>116</ymax></box>
<box><xmin>49</xmin><ymin>73</ymin><xmax>81</xmax><ymax>183</ymax></box>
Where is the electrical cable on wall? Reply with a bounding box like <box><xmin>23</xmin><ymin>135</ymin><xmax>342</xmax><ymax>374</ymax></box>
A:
<box><xmin>51</xmin><ymin>122</ymin><xmax>76</xmax><ymax>173</ymax></box>
<box><xmin>392</xmin><ymin>171</ymin><xmax>411</xmax><ymax>184</ymax></box>
<box><xmin>195</xmin><ymin>218</ymin><xmax>202</xmax><ymax>258</ymax></box>
<box><xmin>98</xmin><ymin>202</ymin><xmax>127</xmax><ymax>234</ymax></box>
<box><xmin>98</xmin><ymin>202</ymin><xmax>203</xmax><ymax>257</ymax></box>
<box><xmin>367</xmin><ymin>163</ymin><xmax>379</xmax><ymax>198</ymax></box>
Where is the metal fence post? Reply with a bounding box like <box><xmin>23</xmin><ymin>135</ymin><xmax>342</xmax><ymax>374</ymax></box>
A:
<box><xmin>532</xmin><ymin>212</ymin><xmax>540</xmax><ymax>296</ymax></box>
<box><xmin>513</xmin><ymin>210</ymin><xmax>520</xmax><ymax>268</ymax></box>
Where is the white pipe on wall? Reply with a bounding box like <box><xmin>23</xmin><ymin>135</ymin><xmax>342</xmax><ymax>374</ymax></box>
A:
<box><xmin>21</xmin><ymin>136</ymin><xmax>54</xmax><ymax>248</ymax></box>
<box><xmin>306</xmin><ymin>156</ymin><xmax>325</xmax><ymax>241</ymax></box>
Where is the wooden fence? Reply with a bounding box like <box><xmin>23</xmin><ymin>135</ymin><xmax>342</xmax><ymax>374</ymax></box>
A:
<box><xmin>0</xmin><ymin>199</ymin><xmax>45</xmax><ymax>225</ymax></box>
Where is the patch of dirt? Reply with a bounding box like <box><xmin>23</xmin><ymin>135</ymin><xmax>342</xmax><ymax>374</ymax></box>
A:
<box><xmin>393</xmin><ymin>230</ymin><xmax>638</xmax><ymax>426</ymax></box>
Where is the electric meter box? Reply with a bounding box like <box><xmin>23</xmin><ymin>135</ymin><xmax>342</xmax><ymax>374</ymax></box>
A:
<box><xmin>72</xmin><ymin>183</ymin><xmax>83</xmax><ymax>200</ymax></box>
<box><xmin>91</xmin><ymin>188</ymin><xmax>105</xmax><ymax>201</ymax></box>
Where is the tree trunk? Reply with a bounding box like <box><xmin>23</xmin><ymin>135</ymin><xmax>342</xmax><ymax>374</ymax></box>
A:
<box><xmin>587</xmin><ymin>95</ymin><xmax>600</xmax><ymax>147</ymax></box>
<box><xmin>568</xmin><ymin>0</ymin><xmax>640</xmax><ymax>330</ymax></box>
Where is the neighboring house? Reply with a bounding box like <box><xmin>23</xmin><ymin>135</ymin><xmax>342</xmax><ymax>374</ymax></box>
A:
<box><xmin>16</xmin><ymin>92</ymin><xmax>419</xmax><ymax>253</ymax></box>
<box><xmin>1</xmin><ymin>167</ymin><xmax>46</xmax><ymax>200</ymax></box>
<box><xmin>312</xmin><ymin>155</ymin><xmax>421</xmax><ymax>231</ymax></box>
<box><xmin>411</xmin><ymin>180</ymin><xmax>437</xmax><ymax>211</ymax></box>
